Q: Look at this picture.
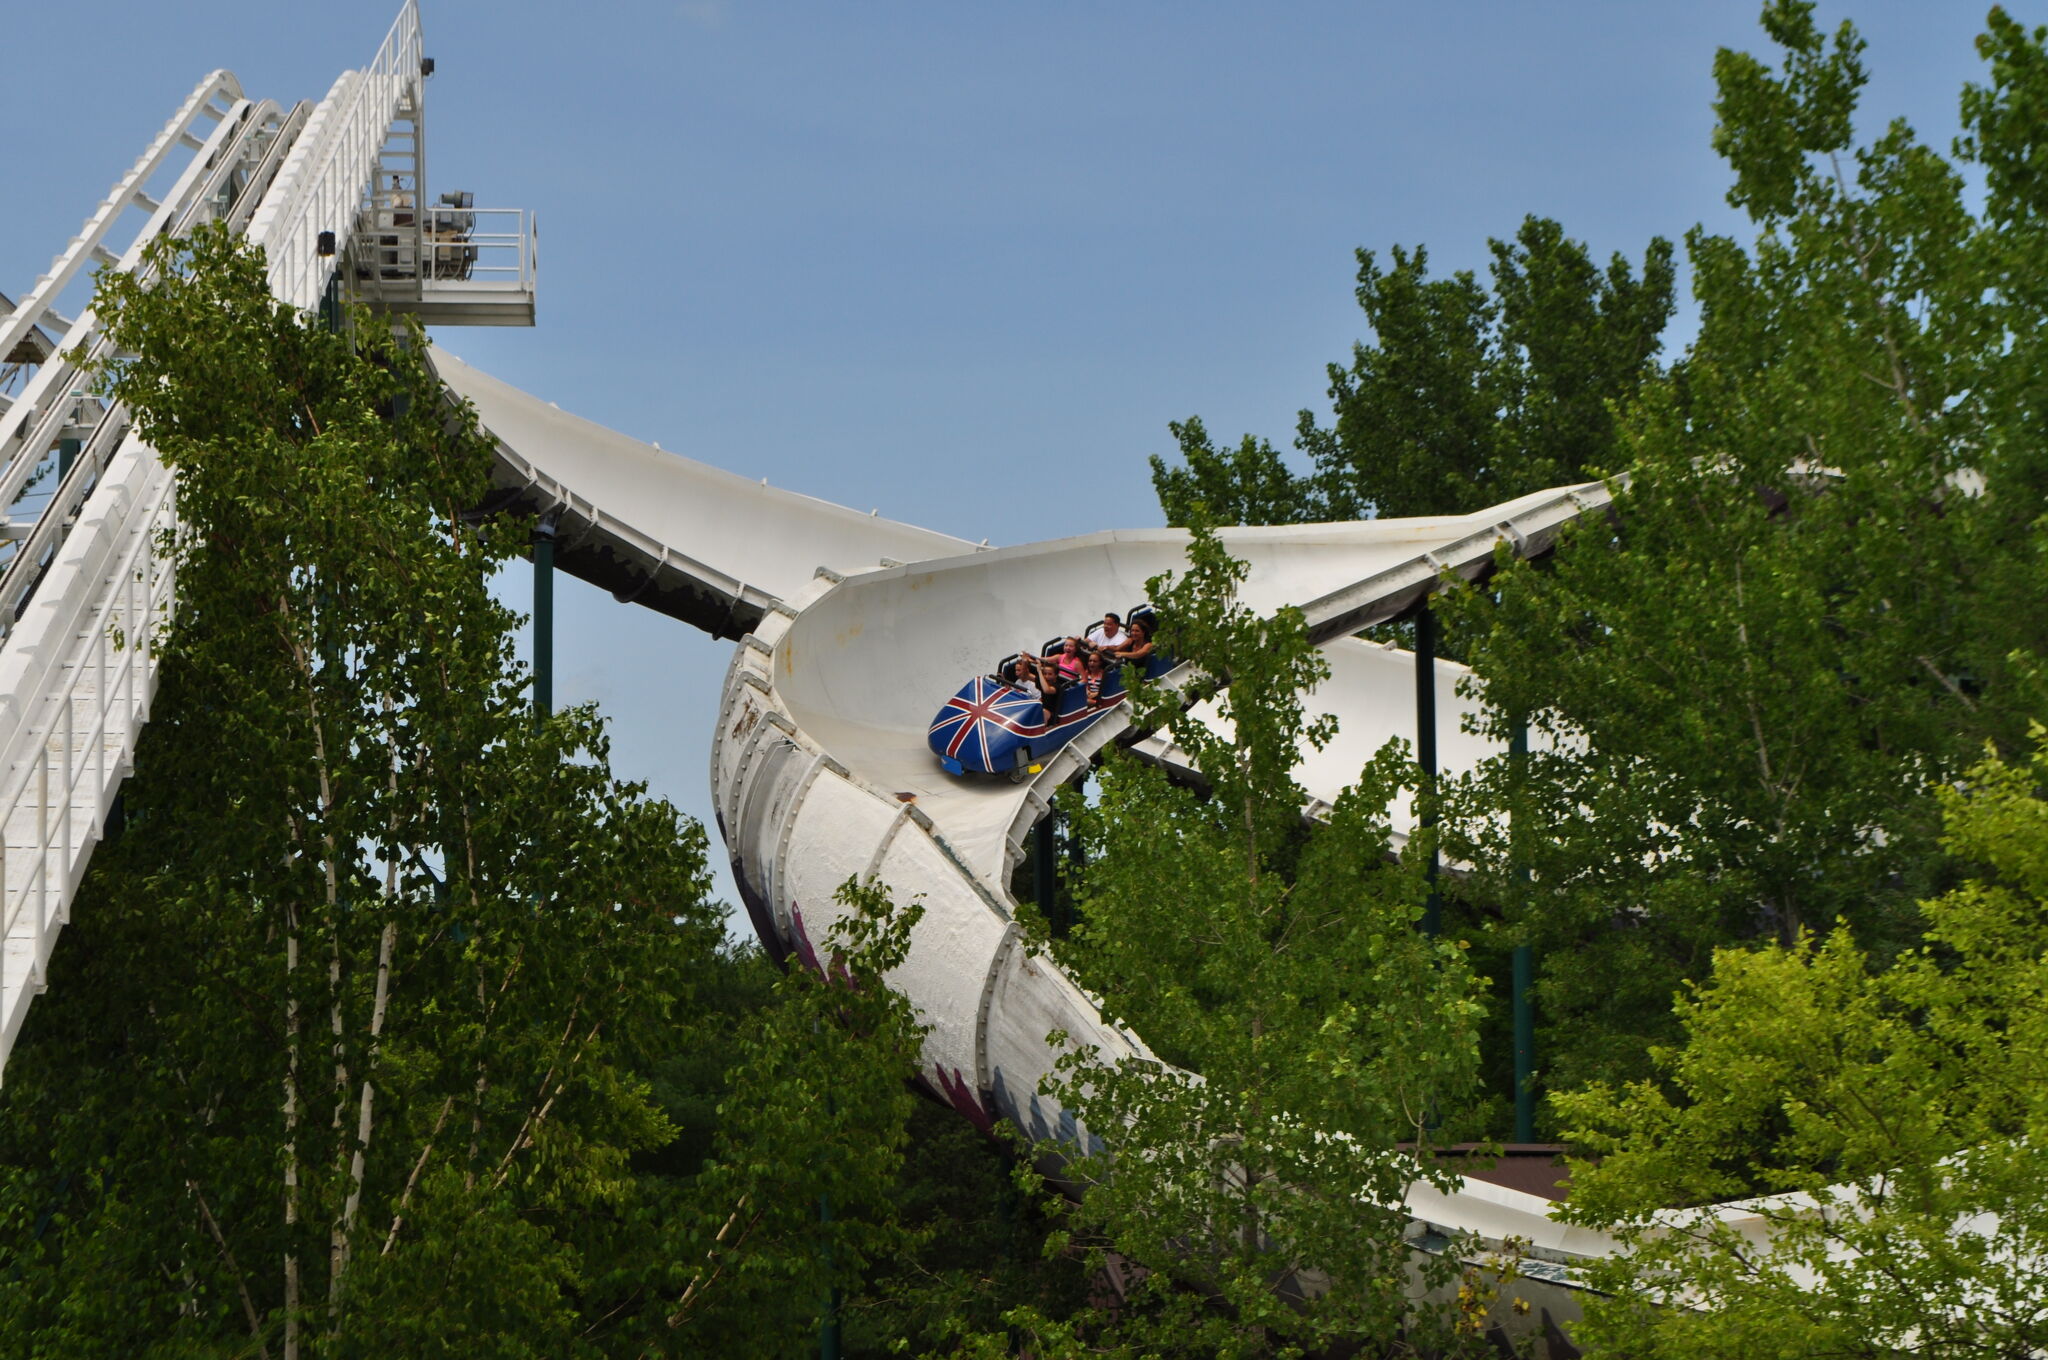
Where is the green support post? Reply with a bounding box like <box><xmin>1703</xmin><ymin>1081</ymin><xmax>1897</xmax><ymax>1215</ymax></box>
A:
<box><xmin>1512</xmin><ymin>943</ymin><xmax>1535</xmax><ymax>1142</ymax></box>
<box><xmin>1509</xmin><ymin>720</ymin><xmax>1536</xmax><ymax>1143</ymax></box>
<box><xmin>58</xmin><ymin>437</ymin><xmax>79</xmax><ymax>484</ymax></box>
<box><xmin>1034</xmin><ymin>811</ymin><xmax>1060</xmax><ymax>936</ymax></box>
<box><xmin>1415</xmin><ymin>601</ymin><xmax>1441</xmax><ymax>937</ymax></box>
<box><xmin>818</xmin><ymin>1192</ymin><xmax>841</xmax><ymax>1360</ymax></box>
<box><xmin>1066</xmin><ymin>804</ymin><xmax>1086</xmax><ymax>929</ymax></box>
<box><xmin>533</xmin><ymin>518</ymin><xmax>555</xmax><ymax>719</ymax></box>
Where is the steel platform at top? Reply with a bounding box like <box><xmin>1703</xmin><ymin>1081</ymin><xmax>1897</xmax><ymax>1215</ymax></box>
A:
<box><xmin>0</xmin><ymin>0</ymin><xmax>532</xmax><ymax>1083</ymax></box>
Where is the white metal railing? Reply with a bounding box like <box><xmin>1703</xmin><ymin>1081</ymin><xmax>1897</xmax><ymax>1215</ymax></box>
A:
<box><xmin>0</xmin><ymin>72</ymin><xmax>242</xmax><ymax>402</ymax></box>
<box><xmin>0</xmin><ymin>98</ymin><xmax>283</xmax><ymax>615</ymax></box>
<box><xmin>349</xmin><ymin>205</ymin><xmax>535</xmax><ymax>297</ymax></box>
<box><xmin>449</xmin><ymin>208</ymin><xmax>536</xmax><ymax>288</ymax></box>
<box><xmin>0</xmin><ymin>74</ymin><xmax>243</xmax><ymax>518</ymax></box>
<box><xmin>0</xmin><ymin>4</ymin><xmax>426</xmax><ymax>1079</ymax></box>
<box><xmin>0</xmin><ymin>441</ymin><xmax>175</xmax><ymax>1071</ymax></box>
<box><xmin>249</xmin><ymin>0</ymin><xmax>421</xmax><ymax>311</ymax></box>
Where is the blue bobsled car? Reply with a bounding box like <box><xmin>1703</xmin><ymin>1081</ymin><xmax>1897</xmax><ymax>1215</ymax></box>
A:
<box><xmin>927</xmin><ymin>612</ymin><xmax>1170</xmax><ymax>778</ymax></box>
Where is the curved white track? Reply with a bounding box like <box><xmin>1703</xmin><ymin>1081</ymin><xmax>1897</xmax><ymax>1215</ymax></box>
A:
<box><xmin>0</xmin><ymin>6</ymin><xmax>1620</xmax><ymax>1301</ymax></box>
<box><xmin>437</xmin><ymin>352</ymin><xmax>1623</xmax><ymax>1299</ymax></box>
<box><xmin>15</xmin><ymin>3</ymin><xmax>1950</xmax><ymax>1334</ymax></box>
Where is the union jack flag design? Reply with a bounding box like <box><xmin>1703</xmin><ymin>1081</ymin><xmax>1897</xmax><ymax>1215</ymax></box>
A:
<box><xmin>926</xmin><ymin>673</ymin><xmax>1125</xmax><ymax>774</ymax></box>
<box><xmin>927</xmin><ymin>675</ymin><xmax>1046</xmax><ymax>768</ymax></box>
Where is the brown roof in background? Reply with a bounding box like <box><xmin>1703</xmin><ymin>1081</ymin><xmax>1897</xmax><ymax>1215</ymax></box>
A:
<box><xmin>1434</xmin><ymin>1143</ymin><xmax>1573</xmax><ymax>1202</ymax></box>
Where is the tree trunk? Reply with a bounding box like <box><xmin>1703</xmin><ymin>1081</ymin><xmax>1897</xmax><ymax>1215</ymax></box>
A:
<box><xmin>332</xmin><ymin>919</ymin><xmax>399</xmax><ymax>1302</ymax></box>
<box><xmin>283</xmin><ymin>911</ymin><xmax>301</xmax><ymax>1360</ymax></box>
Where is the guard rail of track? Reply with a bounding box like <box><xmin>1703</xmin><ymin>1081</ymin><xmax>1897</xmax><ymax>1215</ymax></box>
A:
<box><xmin>248</xmin><ymin>0</ymin><xmax>421</xmax><ymax>311</ymax></box>
<box><xmin>0</xmin><ymin>7</ymin><xmax>423</xmax><ymax>1079</ymax></box>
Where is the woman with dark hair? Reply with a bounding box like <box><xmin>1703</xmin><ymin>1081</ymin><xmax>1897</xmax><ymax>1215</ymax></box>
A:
<box><xmin>1109</xmin><ymin>619</ymin><xmax>1154</xmax><ymax>670</ymax></box>
<box><xmin>1025</xmin><ymin>636</ymin><xmax>1092</xmax><ymax>723</ymax></box>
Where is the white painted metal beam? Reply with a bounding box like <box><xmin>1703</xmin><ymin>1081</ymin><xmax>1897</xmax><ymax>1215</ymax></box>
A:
<box><xmin>0</xmin><ymin>69</ymin><xmax>243</xmax><ymax>397</ymax></box>
<box><xmin>0</xmin><ymin>6</ymin><xmax>426</xmax><ymax>1083</ymax></box>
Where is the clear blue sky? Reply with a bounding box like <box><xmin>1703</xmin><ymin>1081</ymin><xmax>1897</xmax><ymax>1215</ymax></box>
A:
<box><xmin>4</xmin><ymin>1</ymin><xmax>2024</xmax><ymax>930</ymax></box>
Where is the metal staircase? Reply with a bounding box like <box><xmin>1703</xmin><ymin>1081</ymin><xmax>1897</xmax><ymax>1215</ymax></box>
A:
<box><xmin>0</xmin><ymin>0</ymin><xmax>528</xmax><ymax>1077</ymax></box>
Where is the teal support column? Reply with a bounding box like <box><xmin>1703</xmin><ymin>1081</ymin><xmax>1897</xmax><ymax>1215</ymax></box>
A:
<box><xmin>1512</xmin><ymin>943</ymin><xmax>1535</xmax><ymax>1141</ymax></box>
<box><xmin>58</xmin><ymin>437</ymin><xmax>79</xmax><ymax>483</ymax></box>
<box><xmin>818</xmin><ymin>1192</ymin><xmax>841</xmax><ymax>1360</ymax></box>
<box><xmin>813</xmin><ymin>1020</ymin><xmax>841</xmax><ymax>1360</ymax></box>
<box><xmin>1509</xmin><ymin>719</ymin><xmax>1536</xmax><ymax>1143</ymax></box>
<box><xmin>533</xmin><ymin>518</ymin><xmax>555</xmax><ymax>719</ymax></box>
<box><xmin>316</xmin><ymin>230</ymin><xmax>340</xmax><ymax>333</ymax></box>
<box><xmin>1415</xmin><ymin>601</ymin><xmax>1441</xmax><ymax>937</ymax></box>
<box><xmin>1034</xmin><ymin>812</ymin><xmax>1060</xmax><ymax>936</ymax></box>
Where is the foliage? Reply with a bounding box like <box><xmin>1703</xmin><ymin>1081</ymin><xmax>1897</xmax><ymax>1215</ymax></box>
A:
<box><xmin>1307</xmin><ymin>217</ymin><xmax>1675</xmax><ymax>522</ymax></box>
<box><xmin>1149</xmin><ymin>417</ymin><xmax>1318</xmax><ymax>530</ymax></box>
<box><xmin>1150</xmin><ymin>218</ymin><xmax>1674</xmax><ymax>528</ymax></box>
<box><xmin>0</xmin><ymin>225</ymin><xmax>927</xmax><ymax>1358</ymax></box>
<box><xmin>0</xmin><ymin>222</ymin><xmax>715</xmax><ymax>1357</ymax></box>
<box><xmin>1145</xmin><ymin>218</ymin><xmax>1684</xmax><ymax>1109</ymax></box>
<box><xmin>973</xmin><ymin>526</ymin><xmax>1493</xmax><ymax>1358</ymax></box>
<box><xmin>843</xmin><ymin>1101</ymin><xmax>1091</xmax><ymax>1356</ymax></box>
<box><xmin>1136</xmin><ymin>2</ymin><xmax>2048</xmax><ymax>1349</ymax></box>
<box><xmin>1548</xmin><ymin>737</ymin><xmax>2048</xmax><ymax>1358</ymax></box>
<box><xmin>657</xmin><ymin>880</ymin><xmax>931</xmax><ymax>1358</ymax></box>
<box><xmin>1436</xmin><ymin>0</ymin><xmax>2048</xmax><ymax>1100</ymax></box>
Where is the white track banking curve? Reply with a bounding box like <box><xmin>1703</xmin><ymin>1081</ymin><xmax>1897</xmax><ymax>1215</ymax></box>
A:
<box><xmin>8</xmin><ymin>2</ymin><xmax>1943</xmax><ymax>1328</ymax></box>
<box><xmin>438</xmin><ymin>351</ymin><xmax>1626</xmax><ymax>1299</ymax></box>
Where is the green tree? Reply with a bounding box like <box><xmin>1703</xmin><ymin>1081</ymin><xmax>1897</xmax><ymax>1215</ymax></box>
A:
<box><xmin>840</xmin><ymin>1099</ymin><xmax>1090</xmax><ymax>1356</ymax></box>
<box><xmin>0</xmin><ymin>223</ymin><xmax>714</xmax><ymax>1358</ymax></box>
<box><xmin>623</xmin><ymin>918</ymin><xmax>1079</xmax><ymax>1360</ymax></box>
<box><xmin>1308</xmin><ymin>218</ymin><xmax>1675</xmax><ymax>521</ymax></box>
<box><xmin>657</xmin><ymin>882</ymin><xmax>931</xmax><ymax>1359</ymax></box>
<box><xmin>0</xmin><ymin>226</ymin><xmax>923</xmax><ymax>1359</ymax></box>
<box><xmin>1149</xmin><ymin>219</ymin><xmax>1674</xmax><ymax>528</ymax></box>
<box><xmin>1149</xmin><ymin>417</ymin><xmax>1318</xmax><ymax>530</ymax></box>
<box><xmin>973</xmin><ymin>527</ymin><xmax>1493</xmax><ymax>1358</ymax></box>
<box><xmin>1441</xmin><ymin>0</ymin><xmax>2048</xmax><ymax>1097</ymax></box>
<box><xmin>1548</xmin><ymin>737</ymin><xmax>2048</xmax><ymax>1358</ymax></box>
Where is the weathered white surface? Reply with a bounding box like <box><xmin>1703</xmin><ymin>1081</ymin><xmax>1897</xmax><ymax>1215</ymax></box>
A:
<box><xmin>448</xmin><ymin>353</ymin><xmax>1633</xmax><ymax>1284</ymax></box>
<box><xmin>433</xmin><ymin>349</ymin><xmax>974</xmax><ymax>635</ymax></box>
